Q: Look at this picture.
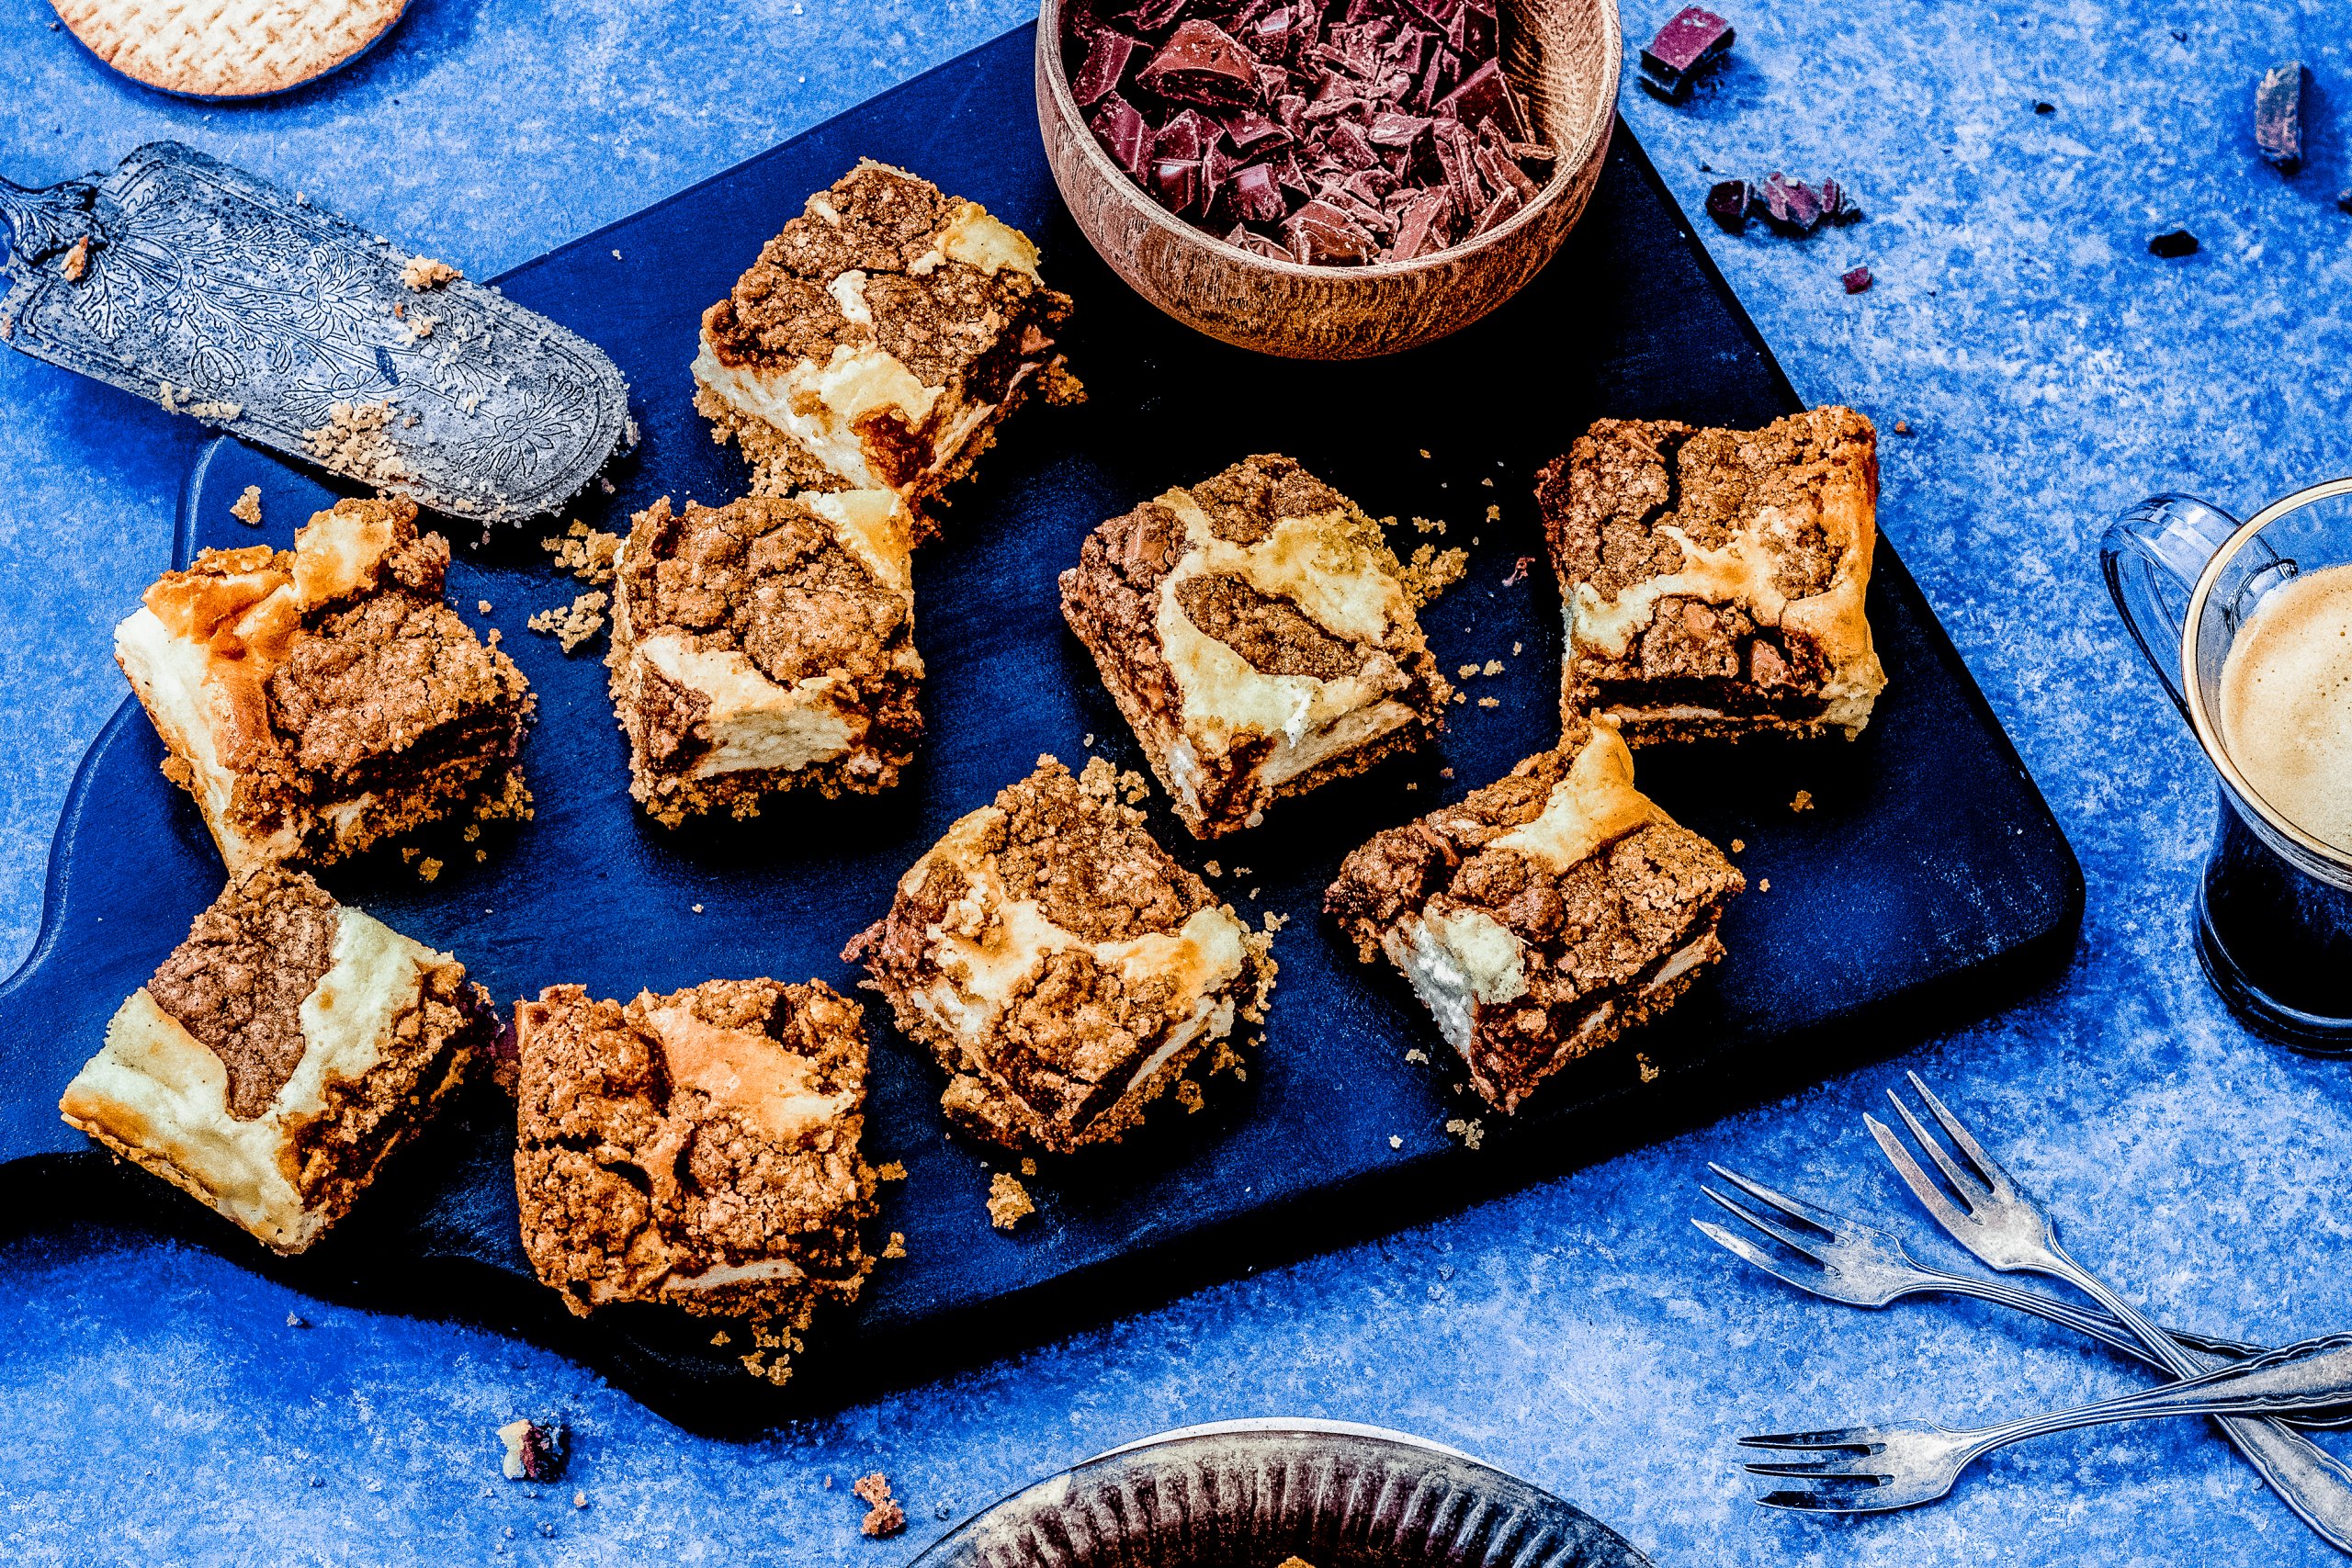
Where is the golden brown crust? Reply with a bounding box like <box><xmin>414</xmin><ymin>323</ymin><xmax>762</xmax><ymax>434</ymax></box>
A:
<box><xmin>512</xmin><ymin>978</ymin><xmax>880</xmax><ymax>1376</ymax></box>
<box><xmin>851</xmin><ymin>755</ymin><xmax>1276</xmax><ymax>1155</ymax></box>
<box><xmin>1537</xmin><ymin>407</ymin><xmax>1884</xmax><ymax>743</ymax></box>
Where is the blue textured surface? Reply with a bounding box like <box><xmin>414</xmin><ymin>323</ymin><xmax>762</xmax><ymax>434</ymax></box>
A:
<box><xmin>5</xmin><ymin>3</ymin><xmax>2352</xmax><ymax>1565</ymax></box>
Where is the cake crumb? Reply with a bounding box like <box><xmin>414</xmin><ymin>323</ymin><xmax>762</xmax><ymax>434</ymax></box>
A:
<box><xmin>1504</xmin><ymin>555</ymin><xmax>1536</xmax><ymax>585</ymax></box>
<box><xmin>1244</xmin><ymin>810</ymin><xmax>1264</xmax><ymax>828</ymax></box>
<box><xmin>1477</xmin><ymin>696</ymin><xmax>1499</xmax><ymax>708</ymax></box>
<box><xmin>1405</xmin><ymin>1048</ymin><xmax>1429</xmax><ymax>1064</ymax></box>
<box><xmin>542</xmin><ymin>522</ymin><xmax>622</xmax><ymax>584</ymax></box>
<box><xmin>1730</xmin><ymin>838</ymin><xmax>1746</xmax><ymax>853</ymax></box>
<box><xmin>1418</xmin><ymin>447</ymin><xmax>1430</xmax><ymax>458</ymax></box>
<box><xmin>854</xmin><ymin>1472</ymin><xmax>906</xmax><ymax>1539</ymax></box>
<box><xmin>1204</xmin><ymin>860</ymin><xmax>1223</xmax><ymax>878</ymax></box>
<box><xmin>1410</xmin><ymin>514</ymin><xmax>1446</xmax><ymax>535</ymax></box>
<box><xmin>573</xmin><ymin>1492</ymin><xmax>588</xmax><ymax>1510</ymax></box>
<box><xmin>286</xmin><ymin>1311</ymin><xmax>307</xmax><ymax>1328</ymax></box>
<box><xmin>1511</xmin><ymin>641</ymin><xmax>1522</xmax><ymax>656</ymax></box>
<box><xmin>527</xmin><ymin>591</ymin><xmax>609</xmax><ymax>652</ymax></box>
<box><xmin>1457</xmin><ymin>663</ymin><xmax>1479</xmax><ymax>680</ymax></box>
<box><xmin>1480</xmin><ymin>477</ymin><xmax>1494</xmax><ymax>488</ymax></box>
<box><xmin>401</xmin><ymin>255</ymin><xmax>461</xmax><ymax>290</ymax></box>
<box><xmin>497</xmin><ymin>1417</ymin><xmax>569</xmax><ymax>1483</ymax></box>
<box><xmin>1082</xmin><ymin>732</ymin><xmax>1095</xmax><ymax>746</ymax></box>
<box><xmin>987</xmin><ymin>1173</ymin><xmax>1035</xmax><ymax>1231</ymax></box>
<box><xmin>300</xmin><ymin>400</ymin><xmax>411</xmax><ymax>486</ymax></box>
<box><xmin>1792</xmin><ymin>789</ymin><xmax>1815</xmax><ymax>812</ymax></box>
<box><xmin>477</xmin><ymin>599</ymin><xmax>493</xmax><ymax>615</ymax></box>
<box><xmin>418</xmin><ymin>857</ymin><xmax>443</xmax><ymax>883</ymax></box>
<box><xmin>1636</xmin><ymin>1052</ymin><xmax>1660</xmax><ymax>1084</ymax></box>
<box><xmin>1261</xmin><ymin>911</ymin><xmax>1288</xmax><ymax>933</ymax></box>
<box><xmin>691</xmin><ymin>903</ymin><xmax>704</xmax><ymax>914</ymax></box>
<box><xmin>1398</xmin><ymin>544</ymin><xmax>1469</xmax><ymax>607</ymax></box>
<box><xmin>1388</xmin><ymin>1134</ymin><xmax>1403</xmax><ymax>1149</ymax></box>
<box><xmin>61</xmin><ymin>235</ymin><xmax>91</xmax><ymax>282</ymax></box>
<box><xmin>1019</xmin><ymin>1156</ymin><xmax>1037</xmax><ymax>1177</ymax></box>
<box><xmin>876</xmin><ymin>1161</ymin><xmax>908</xmax><ymax>1181</ymax></box>
<box><xmin>486</xmin><ymin>628</ymin><xmax>503</xmax><ymax>646</ymax></box>
<box><xmin>882</xmin><ymin>1231</ymin><xmax>907</xmax><ymax>1258</ymax></box>
<box><xmin>711</xmin><ymin>1329</ymin><xmax>731</xmax><ymax>1346</ymax></box>
<box><xmin>230</xmin><ymin>485</ymin><xmax>264</xmax><ymax>525</ymax></box>
<box><xmin>1482</xmin><ymin>660</ymin><xmax>1505</xmax><ymax>676</ymax></box>
<box><xmin>1444</xmin><ymin>1116</ymin><xmax>1485</xmax><ymax>1150</ymax></box>
<box><xmin>1758</xmin><ymin>877</ymin><xmax>1771</xmax><ymax>892</ymax></box>
<box><xmin>1484</xmin><ymin>503</ymin><xmax>1501</xmax><ymax>523</ymax></box>
<box><xmin>1894</xmin><ymin>418</ymin><xmax>1912</xmax><ymax>435</ymax></box>
<box><xmin>1174</xmin><ymin>1077</ymin><xmax>1205</xmax><ymax>1112</ymax></box>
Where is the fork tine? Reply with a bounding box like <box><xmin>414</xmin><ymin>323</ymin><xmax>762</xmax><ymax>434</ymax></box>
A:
<box><xmin>1906</xmin><ymin>1072</ymin><xmax>2015</xmax><ymax>1197</ymax></box>
<box><xmin>1887</xmin><ymin>1089</ymin><xmax>1991</xmax><ymax>1206</ymax></box>
<box><xmin>1865</xmin><ymin>1111</ymin><xmax>1979</xmax><ymax>1239</ymax></box>
<box><xmin>1705</xmin><ymin>1161</ymin><xmax>1848</xmax><ymax>1236</ymax></box>
<box><xmin>1744</xmin><ymin>1461</ymin><xmax>1878</xmax><ymax>1478</ymax></box>
<box><xmin>1737</xmin><ymin>1431</ymin><xmax>1878</xmax><ymax>1451</ymax></box>
<box><xmin>1757</xmin><ymin>1487</ymin><xmax>1857</xmax><ymax>1512</ymax></box>
<box><xmin>1701</xmin><ymin>1184</ymin><xmax>1838</xmax><ymax>1260</ymax></box>
<box><xmin>1692</xmin><ymin>1216</ymin><xmax>1814</xmax><ymax>1277</ymax></box>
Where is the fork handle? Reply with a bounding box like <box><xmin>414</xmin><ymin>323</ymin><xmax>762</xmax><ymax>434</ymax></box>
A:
<box><xmin>2038</xmin><ymin>1237</ymin><xmax>2352</xmax><ymax>1556</ymax></box>
<box><xmin>1937</xmin><ymin>1271</ymin><xmax>2266</xmax><ymax>1362</ymax></box>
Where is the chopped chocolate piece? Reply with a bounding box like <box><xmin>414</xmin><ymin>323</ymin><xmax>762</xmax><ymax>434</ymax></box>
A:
<box><xmin>1092</xmin><ymin>95</ymin><xmax>1154</xmax><ymax>181</ymax></box>
<box><xmin>1758</xmin><ymin>173</ymin><xmax>1823</xmax><ymax>236</ymax></box>
<box><xmin>1227</xmin><ymin>162</ymin><xmax>1289</xmax><ymax>223</ymax></box>
<box><xmin>1640</xmin><ymin>6</ymin><xmax>1735</xmax><ymax>100</ymax></box>
<box><xmin>2148</xmin><ymin>228</ymin><xmax>2199</xmax><ymax>258</ymax></box>
<box><xmin>2256</xmin><ymin>62</ymin><xmax>2304</xmax><ymax>173</ymax></box>
<box><xmin>1841</xmin><ymin>265</ymin><xmax>1872</xmax><ymax>293</ymax></box>
<box><xmin>1137</xmin><ymin>19</ymin><xmax>1261</xmax><ymax>109</ymax></box>
<box><xmin>1285</xmin><ymin>199</ymin><xmax>1381</xmax><ymax>263</ymax></box>
<box><xmin>1072</xmin><ymin>29</ymin><xmax>1140</xmax><ymax>106</ymax></box>
<box><xmin>1819</xmin><ymin>177</ymin><xmax>1860</xmax><ymax>223</ymax></box>
<box><xmin>2032</xmin><ymin>99</ymin><xmax>2055</xmax><ymax>115</ymax></box>
<box><xmin>2338</xmin><ymin>188</ymin><xmax>2352</xmax><ymax>215</ymax></box>
<box><xmin>1704</xmin><ymin>178</ymin><xmax>1751</xmax><ymax>232</ymax></box>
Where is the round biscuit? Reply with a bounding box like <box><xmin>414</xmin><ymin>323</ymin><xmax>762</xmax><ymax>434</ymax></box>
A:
<box><xmin>52</xmin><ymin>0</ymin><xmax>409</xmax><ymax>99</ymax></box>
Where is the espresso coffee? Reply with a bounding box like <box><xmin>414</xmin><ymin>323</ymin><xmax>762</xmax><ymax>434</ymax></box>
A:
<box><xmin>2220</xmin><ymin>560</ymin><xmax>2352</xmax><ymax>853</ymax></box>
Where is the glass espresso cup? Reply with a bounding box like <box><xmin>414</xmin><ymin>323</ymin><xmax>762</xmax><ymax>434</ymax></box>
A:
<box><xmin>2104</xmin><ymin>480</ymin><xmax>2352</xmax><ymax>1051</ymax></box>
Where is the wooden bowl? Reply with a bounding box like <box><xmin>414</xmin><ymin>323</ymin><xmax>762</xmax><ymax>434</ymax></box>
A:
<box><xmin>1035</xmin><ymin>0</ymin><xmax>1622</xmax><ymax>360</ymax></box>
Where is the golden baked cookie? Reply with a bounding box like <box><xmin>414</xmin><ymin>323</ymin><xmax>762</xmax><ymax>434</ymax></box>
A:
<box><xmin>51</xmin><ymin>0</ymin><xmax>409</xmax><ymax>98</ymax></box>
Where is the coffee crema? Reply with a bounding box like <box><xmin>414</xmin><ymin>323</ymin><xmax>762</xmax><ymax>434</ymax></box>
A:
<box><xmin>2220</xmin><ymin>560</ymin><xmax>2352</xmax><ymax>854</ymax></box>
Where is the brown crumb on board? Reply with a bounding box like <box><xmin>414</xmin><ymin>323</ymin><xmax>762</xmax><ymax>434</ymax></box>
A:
<box><xmin>543</xmin><ymin>521</ymin><xmax>622</xmax><ymax>584</ymax></box>
<box><xmin>854</xmin><ymin>1473</ymin><xmax>906</xmax><ymax>1538</ymax></box>
<box><xmin>1444</xmin><ymin>1117</ymin><xmax>1484</xmax><ymax>1150</ymax></box>
<box><xmin>876</xmin><ymin>1161</ymin><xmax>907</xmax><ymax>1182</ymax></box>
<box><xmin>401</xmin><ymin>255</ymin><xmax>462</xmax><ymax>290</ymax></box>
<box><xmin>1791</xmin><ymin>789</ymin><xmax>1814</xmax><ymax>812</ymax></box>
<box><xmin>1636</xmin><ymin>1053</ymin><xmax>1660</xmax><ymax>1084</ymax></box>
<box><xmin>527</xmin><ymin>591</ymin><xmax>609</xmax><ymax>652</ymax></box>
<box><xmin>987</xmin><ymin>1172</ymin><xmax>1035</xmax><ymax>1231</ymax></box>
<box><xmin>881</xmin><ymin>1231</ymin><xmax>906</xmax><ymax>1259</ymax></box>
<box><xmin>230</xmin><ymin>485</ymin><xmax>263</xmax><ymax>526</ymax></box>
<box><xmin>300</xmin><ymin>400</ymin><xmax>411</xmax><ymax>486</ymax></box>
<box><xmin>1399</xmin><ymin>544</ymin><xmax>1469</xmax><ymax>607</ymax></box>
<box><xmin>418</xmin><ymin>857</ymin><xmax>443</xmax><ymax>883</ymax></box>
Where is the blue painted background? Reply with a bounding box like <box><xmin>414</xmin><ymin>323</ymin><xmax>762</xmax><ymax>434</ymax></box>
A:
<box><xmin>6</xmin><ymin>2</ymin><xmax>2352</xmax><ymax>1563</ymax></box>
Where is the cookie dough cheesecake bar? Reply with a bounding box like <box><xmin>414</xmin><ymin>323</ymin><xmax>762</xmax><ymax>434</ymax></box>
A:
<box><xmin>1326</xmin><ymin>716</ymin><xmax>1743</xmax><ymax>1112</ymax></box>
<box><xmin>113</xmin><ymin>496</ymin><xmax>533</xmax><ymax>873</ymax></box>
<box><xmin>513</xmin><ymin>977</ymin><xmax>880</xmax><ymax>1374</ymax></box>
<box><xmin>1538</xmin><ymin>407</ymin><xmax>1886</xmax><ymax>743</ymax></box>
<box><xmin>693</xmin><ymin>159</ymin><xmax>1080</xmax><ymax>539</ymax></box>
<box><xmin>1058</xmin><ymin>454</ymin><xmax>1455</xmax><ymax>840</ymax></box>
<box><xmin>607</xmin><ymin>491</ymin><xmax>922</xmax><ymax>824</ymax></box>
<box><xmin>848</xmin><ymin>754</ymin><xmax>1275</xmax><ymax>1155</ymax></box>
<box><xmin>59</xmin><ymin>866</ymin><xmax>494</xmax><ymax>1252</ymax></box>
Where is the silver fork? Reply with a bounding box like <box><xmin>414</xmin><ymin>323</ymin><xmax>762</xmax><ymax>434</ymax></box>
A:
<box><xmin>1694</xmin><ymin>1162</ymin><xmax>2285</xmax><ymax>1373</ymax></box>
<box><xmin>1869</xmin><ymin>1072</ymin><xmax>2352</xmax><ymax>1553</ymax></box>
<box><xmin>1742</xmin><ymin>1331</ymin><xmax>2352</xmax><ymax>1512</ymax></box>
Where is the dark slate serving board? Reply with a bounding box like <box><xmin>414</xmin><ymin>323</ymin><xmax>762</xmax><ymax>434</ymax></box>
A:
<box><xmin>0</xmin><ymin>25</ymin><xmax>2080</xmax><ymax>1433</ymax></box>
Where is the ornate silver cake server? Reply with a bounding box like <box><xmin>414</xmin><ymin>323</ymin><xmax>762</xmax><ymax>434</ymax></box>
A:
<box><xmin>0</xmin><ymin>142</ymin><xmax>628</xmax><ymax>523</ymax></box>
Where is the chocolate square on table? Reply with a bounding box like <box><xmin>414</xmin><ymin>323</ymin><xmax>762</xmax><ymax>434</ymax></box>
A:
<box><xmin>59</xmin><ymin>865</ymin><xmax>495</xmax><ymax>1253</ymax></box>
<box><xmin>607</xmin><ymin>491</ymin><xmax>923</xmax><ymax>825</ymax></box>
<box><xmin>112</xmin><ymin>496</ymin><xmax>535</xmax><ymax>874</ymax></box>
<box><xmin>1325</xmin><ymin>716</ymin><xmax>1743</xmax><ymax>1112</ymax></box>
<box><xmin>1537</xmin><ymin>407</ymin><xmax>1887</xmax><ymax>746</ymax></box>
<box><xmin>847</xmin><ymin>754</ymin><xmax>1276</xmax><ymax>1156</ymax></box>
<box><xmin>692</xmin><ymin>159</ymin><xmax>1080</xmax><ymax>541</ymax></box>
<box><xmin>1058</xmin><ymin>453</ymin><xmax>1455</xmax><ymax>840</ymax></box>
<box><xmin>512</xmin><ymin>977</ymin><xmax>880</xmax><ymax>1380</ymax></box>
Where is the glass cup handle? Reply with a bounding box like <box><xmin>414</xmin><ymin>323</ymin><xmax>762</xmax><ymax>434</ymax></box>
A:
<box><xmin>2101</xmin><ymin>494</ymin><xmax>2246</xmax><ymax>725</ymax></box>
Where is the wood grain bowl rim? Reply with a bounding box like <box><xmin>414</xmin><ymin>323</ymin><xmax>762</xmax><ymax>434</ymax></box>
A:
<box><xmin>1034</xmin><ymin>0</ymin><xmax>1623</xmax><ymax>286</ymax></box>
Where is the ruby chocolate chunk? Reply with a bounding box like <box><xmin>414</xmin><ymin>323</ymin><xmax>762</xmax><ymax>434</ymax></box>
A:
<box><xmin>2256</xmin><ymin>62</ymin><xmax>2304</xmax><ymax>173</ymax></box>
<box><xmin>1841</xmin><ymin>265</ymin><xmax>1873</xmax><ymax>294</ymax></box>
<box><xmin>1640</xmin><ymin>6</ymin><xmax>1735</xmax><ymax>100</ymax></box>
<box><xmin>1060</xmin><ymin>0</ymin><xmax>1555</xmax><ymax>266</ymax></box>
<box><xmin>1704</xmin><ymin>178</ymin><xmax>1751</xmax><ymax>232</ymax></box>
